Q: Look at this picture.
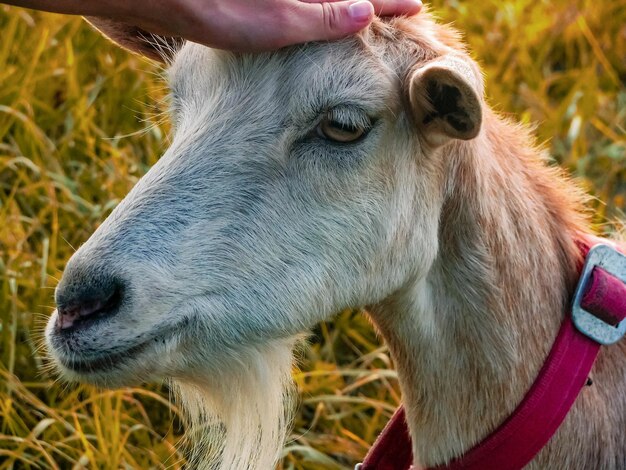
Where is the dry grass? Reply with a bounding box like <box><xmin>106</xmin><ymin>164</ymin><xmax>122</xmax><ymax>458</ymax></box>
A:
<box><xmin>0</xmin><ymin>1</ymin><xmax>624</xmax><ymax>468</ymax></box>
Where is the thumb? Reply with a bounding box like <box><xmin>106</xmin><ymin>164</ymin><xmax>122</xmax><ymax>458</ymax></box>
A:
<box><xmin>294</xmin><ymin>1</ymin><xmax>375</xmax><ymax>42</ymax></box>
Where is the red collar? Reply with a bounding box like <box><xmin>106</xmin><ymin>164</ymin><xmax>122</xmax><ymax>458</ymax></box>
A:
<box><xmin>358</xmin><ymin>238</ymin><xmax>626</xmax><ymax>470</ymax></box>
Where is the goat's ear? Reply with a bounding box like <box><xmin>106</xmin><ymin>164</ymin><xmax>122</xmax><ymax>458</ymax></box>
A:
<box><xmin>408</xmin><ymin>55</ymin><xmax>483</xmax><ymax>145</ymax></box>
<box><xmin>85</xmin><ymin>17</ymin><xmax>182</xmax><ymax>63</ymax></box>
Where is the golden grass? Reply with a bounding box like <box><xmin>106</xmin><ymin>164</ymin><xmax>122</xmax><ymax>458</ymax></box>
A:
<box><xmin>0</xmin><ymin>1</ymin><xmax>624</xmax><ymax>468</ymax></box>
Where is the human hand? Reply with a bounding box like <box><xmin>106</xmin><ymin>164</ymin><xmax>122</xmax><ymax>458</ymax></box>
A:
<box><xmin>116</xmin><ymin>0</ymin><xmax>424</xmax><ymax>51</ymax></box>
<box><xmin>6</xmin><ymin>0</ymin><xmax>423</xmax><ymax>51</ymax></box>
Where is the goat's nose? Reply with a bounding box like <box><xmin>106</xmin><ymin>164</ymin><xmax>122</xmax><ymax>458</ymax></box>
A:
<box><xmin>56</xmin><ymin>277</ymin><xmax>123</xmax><ymax>331</ymax></box>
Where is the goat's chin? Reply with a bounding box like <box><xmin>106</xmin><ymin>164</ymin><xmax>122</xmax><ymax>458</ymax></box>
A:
<box><xmin>55</xmin><ymin>366</ymin><xmax>138</xmax><ymax>388</ymax></box>
<box><xmin>172</xmin><ymin>338</ymin><xmax>297</xmax><ymax>470</ymax></box>
<box><xmin>48</xmin><ymin>321</ymin><xmax>298</xmax><ymax>469</ymax></box>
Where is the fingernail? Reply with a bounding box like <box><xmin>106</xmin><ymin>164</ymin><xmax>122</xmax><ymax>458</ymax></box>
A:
<box><xmin>349</xmin><ymin>1</ymin><xmax>374</xmax><ymax>23</ymax></box>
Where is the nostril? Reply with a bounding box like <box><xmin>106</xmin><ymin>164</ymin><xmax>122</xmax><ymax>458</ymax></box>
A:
<box><xmin>56</xmin><ymin>280</ymin><xmax>123</xmax><ymax>331</ymax></box>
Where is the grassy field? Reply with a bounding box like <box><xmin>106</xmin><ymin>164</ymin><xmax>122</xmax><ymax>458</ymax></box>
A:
<box><xmin>0</xmin><ymin>0</ymin><xmax>624</xmax><ymax>468</ymax></box>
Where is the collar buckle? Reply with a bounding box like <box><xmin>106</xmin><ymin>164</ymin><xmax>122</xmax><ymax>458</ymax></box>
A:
<box><xmin>572</xmin><ymin>243</ymin><xmax>626</xmax><ymax>345</ymax></box>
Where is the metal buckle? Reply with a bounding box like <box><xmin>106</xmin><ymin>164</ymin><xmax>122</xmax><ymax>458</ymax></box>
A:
<box><xmin>572</xmin><ymin>244</ymin><xmax>626</xmax><ymax>345</ymax></box>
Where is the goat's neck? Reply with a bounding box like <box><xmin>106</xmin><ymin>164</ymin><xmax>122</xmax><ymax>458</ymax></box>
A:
<box><xmin>370</xmin><ymin>110</ymin><xmax>586</xmax><ymax>467</ymax></box>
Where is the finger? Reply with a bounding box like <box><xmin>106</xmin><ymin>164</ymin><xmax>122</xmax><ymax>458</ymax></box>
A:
<box><xmin>291</xmin><ymin>0</ymin><xmax>375</xmax><ymax>44</ymax></box>
<box><xmin>300</xmin><ymin>0</ymin><xmax>422</xmax><ymax>17</ymax></box>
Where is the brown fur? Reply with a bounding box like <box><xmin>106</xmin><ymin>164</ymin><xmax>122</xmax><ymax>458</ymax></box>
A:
<box><xmin>368</xmin><ymin>14</ymin><xmax>626</xmax><ymax>469</ymax></box>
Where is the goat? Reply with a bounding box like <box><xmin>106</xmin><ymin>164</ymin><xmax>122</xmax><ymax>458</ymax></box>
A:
<box><xmin>45</xmin><ymin>11</ymin><xmax>626</xmax><ymax>470</ymax></box>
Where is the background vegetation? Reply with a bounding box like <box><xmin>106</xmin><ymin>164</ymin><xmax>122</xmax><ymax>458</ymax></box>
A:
<box><xmin>1</xmin><ymin>0</ymin><xmax>624</xmax><ymax>468</ymax></box>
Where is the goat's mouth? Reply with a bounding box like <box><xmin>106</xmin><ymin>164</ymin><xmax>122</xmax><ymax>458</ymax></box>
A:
<box><xmin>56</xmin><ymin>340</ymin><xmax>151</xmax><ymax>374</ymax></box>
<box><xmin>47</xmin><ymin>315</ymin><xmax>190</xmax><ymax>385</ymax></box>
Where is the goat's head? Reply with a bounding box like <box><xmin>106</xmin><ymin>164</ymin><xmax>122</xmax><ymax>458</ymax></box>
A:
<box><xmin>45</xmin><ymin>12</ymin><xmax>484</xmax><ymax>468</ymax></box>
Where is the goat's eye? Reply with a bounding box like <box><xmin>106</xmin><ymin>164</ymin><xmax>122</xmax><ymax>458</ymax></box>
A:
<box><xmin>316</xmin><ymin>117</ymin><xmax>367</xmax><ymax>143</ymax></box>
